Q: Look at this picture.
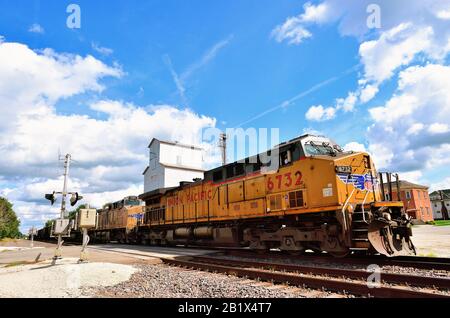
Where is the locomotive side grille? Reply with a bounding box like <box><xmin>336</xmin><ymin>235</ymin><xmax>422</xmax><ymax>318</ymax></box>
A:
<box><xmin>268</xmin><ymin>194</ymin><xmax>282</xmax><ymax>211</ymax></box>
<box><xmin>289</xmin><ymin>190</ymin><xmax>304</xmax><ymax>208</ymax></box>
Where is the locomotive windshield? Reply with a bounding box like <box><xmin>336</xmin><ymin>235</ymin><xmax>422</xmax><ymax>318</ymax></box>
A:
<box><xmin>303</xmin><ymin>140</ymin><xmax>343</xmax><ymax>157</ymax></box>
<box><xmin>124</xmin><ymin>198</ymin><xmax>141</xmax><ymax>206</ymax></box>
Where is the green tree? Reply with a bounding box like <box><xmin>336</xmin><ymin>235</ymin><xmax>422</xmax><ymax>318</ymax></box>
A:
<box><xmin>68</xmin><ymin>204</ymin><xmax>87</xmax><ymax>220</ymax></box>
<box><xmin>0</xmin><ymin>197</ymin><xmax>21</xmax><ymax>239</ymax></box>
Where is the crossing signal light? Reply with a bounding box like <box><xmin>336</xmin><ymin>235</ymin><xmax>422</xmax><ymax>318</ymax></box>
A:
<box><xmin>45</xmin><ymin>192</ymin><xmax>57</xmax><ymax>205</ymax></box>
<box><xmin>70</xmin><ymin>192</ymin><xmax>83</xmax><ymax>206</ymax></box>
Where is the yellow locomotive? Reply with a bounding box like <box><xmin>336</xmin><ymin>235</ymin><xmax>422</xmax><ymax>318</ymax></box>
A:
<box><xmin>136</xmin><ymin>134</ymin><xmax>415</xmax><ymax>257</ymax></box>
<box><xmin>94</xmin><ymin>196</ymin><xmax>143</xmax><ymax>243</ymax></box>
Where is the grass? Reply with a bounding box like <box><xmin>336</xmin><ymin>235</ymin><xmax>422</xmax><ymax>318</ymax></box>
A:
<box><xmin>0</xmin><ymin>238</ymin><xmax>18</xmax><ymax>243</ymax></box>
<box><xmin>418</xmin><ymin>252</ymin><xmax>438</xmax><ymax>258</ymax></box>
<box><xmin>434</xmin><ymin>220</ymin><xmax>450</xmax><ymax>227</ymax></box>
<box><xmin>4</xmin><ymin>261</ymin><xmax>32</xmax><ymax>268</ymax></box>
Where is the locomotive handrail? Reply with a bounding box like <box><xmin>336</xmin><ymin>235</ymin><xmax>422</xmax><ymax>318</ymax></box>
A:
<box><xmin>361</xmin><ymin>191</ymin><xmax>370</xmax><ymax>224</ymax></box>
<box><xmin>341</xmin><ymin>188</ymin><xmax>356</xmax><ymax>233</ymax></box>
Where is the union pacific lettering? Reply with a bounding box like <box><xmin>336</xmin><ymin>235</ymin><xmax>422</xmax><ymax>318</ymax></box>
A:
<box><xmin>167</xmin><ymin>189</ymin><xmax>213</xmax><ymax>207</ymax></box>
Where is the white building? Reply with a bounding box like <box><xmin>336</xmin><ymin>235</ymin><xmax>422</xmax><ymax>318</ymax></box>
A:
<box><xmin>143</xmin><ymin>138</ymin><xmax>205</xmax><ymax>193</ymax></box>
<box><xmin>430</xmin><ymin>190</ymin><xmax>450</xmax><ymax>220</ymax></box>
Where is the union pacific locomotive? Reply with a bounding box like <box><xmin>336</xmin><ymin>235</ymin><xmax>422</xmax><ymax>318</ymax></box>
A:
<box><xmin>135</xmin><ymin>134</ymin><xmax>415</xmax><ymax>257</ymax></box>
<box><xmin>38</xmin><ymin>134</ymin><xmax>416</xmax><ymax>257</ymax></box>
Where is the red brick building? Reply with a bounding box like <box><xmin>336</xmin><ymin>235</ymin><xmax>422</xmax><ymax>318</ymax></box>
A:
<box><xmin>383</xmin><ymin>180</ymin><xmax>433</xmax><ymax>223</ymax></box>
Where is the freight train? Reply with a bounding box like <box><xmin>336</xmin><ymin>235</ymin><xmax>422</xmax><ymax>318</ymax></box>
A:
<box><xmin>38</xmin><ymin>134</ymin><xmax>416</xmax><ymax>257</ymax></box>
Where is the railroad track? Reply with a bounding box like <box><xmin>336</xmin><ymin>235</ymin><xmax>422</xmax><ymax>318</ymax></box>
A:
<box><xmin>161</xmin><ymin>256</ymin><xmax>450</xmax><ymax>298</ymax></box>
<box><xmin>36</xmin><ymin>239</ymin><xmax>450</xmax><ymax>270</ymax></box>
<box><xmin>220</xmin><ymin>249</ymin><xmax>450</xmax><ymax>271</ymax></box>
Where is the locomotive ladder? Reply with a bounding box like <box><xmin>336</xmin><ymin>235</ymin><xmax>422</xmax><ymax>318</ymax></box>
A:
<box><xmin>351</xmin><ymin>205</ymin><xmax>371</xmax><ymax>251</ymax></box>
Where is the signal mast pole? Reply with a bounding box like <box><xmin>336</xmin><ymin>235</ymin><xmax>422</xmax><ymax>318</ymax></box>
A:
<box><xmin>45</xmin><ymin>153</ymin><xmax>83</xmax><ymax>260</ymax></box>
<box><xmin>55</xmin><ymin>154</ymin><xmax>71</xmax><ymax>258</ymax></box>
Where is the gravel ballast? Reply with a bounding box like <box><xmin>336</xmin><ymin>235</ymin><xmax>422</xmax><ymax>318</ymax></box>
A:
<box><xmin>85</xmin><ymin>264</ymin><xmax>339</xmax><ymax>298</ymax></box>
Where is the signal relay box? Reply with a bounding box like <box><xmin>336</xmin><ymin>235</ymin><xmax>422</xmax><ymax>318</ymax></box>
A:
<box><xmin>77</xmin><ymin>209</ymin><xmax>97</xmax><ymax>229</ymax></box>
<box><xmin>52</xmin><ymin>219</ymin><xmax>71</xmax><ymax>236</ymax></box>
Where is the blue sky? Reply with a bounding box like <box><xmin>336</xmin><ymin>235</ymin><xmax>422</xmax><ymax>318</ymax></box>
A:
<box><xmin>0</xmin><ymin>0</ymin><xmax>450</xmax><ymax>232</ymax></box>
<box><xmin>0</xmin><ymin>0</ymin><xmax>363</xmax><ymax>141</ymax></box>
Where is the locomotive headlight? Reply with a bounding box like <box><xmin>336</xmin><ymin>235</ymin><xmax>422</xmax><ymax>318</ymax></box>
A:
<box><xmin>335</xmin><ymin>166</ymin><xmax>352</xmax><ymax>174</ymax></box>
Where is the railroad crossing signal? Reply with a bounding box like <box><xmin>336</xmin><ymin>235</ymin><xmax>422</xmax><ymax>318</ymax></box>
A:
<box><xmin>70</xmin><ymin>192</ymin><xmax>83</xmax><ymax>206</ymax></box>
<box><xmin>43</xmin><ymin>154</ymin><xmax>84</xmax><ymax>259</ymax></box>
<box><xmin>45</xmin><ymin>192</ymin><xmax>57</xmax><ymax>205</ymax></box>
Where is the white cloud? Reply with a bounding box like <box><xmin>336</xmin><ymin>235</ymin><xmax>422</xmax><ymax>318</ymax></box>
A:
<box><xmin>91</xmin><ymin>42</ymin><xmax>113</xmax><ymax>56</ymax></box>
<box><xmin>307</xmin><ymin>21</ymin><xmax>430</xmax><ymax>122</ymax></box>
<box><xmin>428</xmin><ymin>123</ymin><xmax>449</xmax><ymax>134</ymax></box>
<box><xmin>367</xmin><ymin>64</ymin><xmax>450</xmax><ymax>172</ymax></box>
<box><xmin>271</xmin><ymin>2</ymin><xmax>331</xmax><ymax>45</ymax></box>
<box><xmin>300</xmin><ymin>2</ymin><xmax>331</xmax><ymax>23</ymax></box>
<box><xmin>28</xmin><ymin>23</ymin><xmax>45</xmax><ymax>34</ymax></box>
<box><xmin>0</xmin><ymin>39</ymin><xmax>218</xmax><ymax>232</ymax></box>
<box><xmin>273</xmin><ymin>1</ymin><xmax>450</xmax><ymax>38</ymax></box>
<box><xmin>399</xmin><ymin>171</ymin><xmax>424</xmax><ymax>184</ymax></box>
<box><xmin>336</xmin><ymin>91</ymin><xmax>358</xmax><ymax>112</ymax></box>
<box><xmin>343</xmin><ymin>142</ymin><xmax>366</xmax><ymax>153</ymax></box>
<box><xmin>359</xmin><ymin>84</ymin><xmax>379</xmax><ymax>104</ymax></box>
<box><xmin>271</xmin><ymin>19</ymin><xmax>312</xmax><ymax>45</ymax></box>
<box><xmin>430</xmin><ymin>177</ymin><xmax>450</xmax><ymax>192</ymax></box>
<box><xmin>305</xmin><ymin>105</ymin><xmax>336</xmax><ymax>121</ymax></box>
<box><xmin>0</xmin><ymin>41</ymin><xmax>123</xmax><ymax>128</ymax></box>
<box><xmin>435</xmin><ymin>8</ymin><xmax>450</xmax><ymax>20</ymax></box>
<box><xmin>407</xmin><ymin>123</ymin><xmax>425</xmax><ymax>135</ymax></box>
<box><xmin>305</xmin><ymin>91</ymin><xmax>357</xmax><ymax>122</ymax></box>
<box><xmin>277</xmin><ymin>0</ymin><xmax>450</xmax><ymax>118</ymax></box>
<box><xmin>359</xmin><ymin>23</ymin><xmax>433</xmax><ymax>84</ymax></box>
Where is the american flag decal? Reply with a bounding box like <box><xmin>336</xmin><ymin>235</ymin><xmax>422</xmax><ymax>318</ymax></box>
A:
<box><xmin>337</xmin><ymin>173</ymin><xmax>377</xmax><ymax>191</ymax></box>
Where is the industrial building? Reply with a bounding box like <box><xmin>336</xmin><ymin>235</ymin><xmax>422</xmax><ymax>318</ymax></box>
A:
<box><xmin>142</xmin><ymin>138</ymin><xmax>205</xmax><ymax>193</ymax></box>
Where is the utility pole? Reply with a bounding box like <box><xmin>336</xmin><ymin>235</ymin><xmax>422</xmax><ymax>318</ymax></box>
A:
<box><xmin>440</xmin><ymin>190</ymin><xmax>449</xmax><ymax>220</ymax></box>
<box><xmin>29</xmin><ymin>226</ymin><xmax>35</xmax><ymax>248</ymax></box>
<box><xmin>219</xmin><ymin>133</ymin><xmax>227</xmax><ymax>166</ymax></box>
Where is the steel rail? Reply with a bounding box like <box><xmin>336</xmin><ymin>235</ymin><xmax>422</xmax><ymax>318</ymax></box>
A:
<box><xmin>161</xmin><ymin>258</ymin><xmax>449</xmax><ymax>298</ymax></box>
<box><xmin>224</xmin><ymin>250</ymin><xmax>450</xmax><ymax>271</ymax></box>
<box><xmin>192</xmin><ymin>255</ymin><xmax>450</xmax><ymax>290</ymax></box>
